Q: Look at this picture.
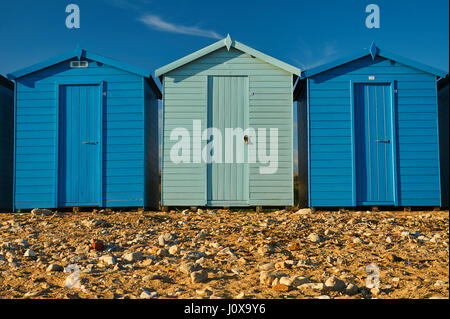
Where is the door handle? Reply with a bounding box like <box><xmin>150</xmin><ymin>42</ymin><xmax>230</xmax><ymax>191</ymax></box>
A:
<box><xmin>82</xmin><ymin>141</ymin><xmax>98</xmax><ymax>145</ymax></box>
<box><xmin>376</xmin><ymin>140</ymin><xmax>390</xmax><ymax>143</ymax></box>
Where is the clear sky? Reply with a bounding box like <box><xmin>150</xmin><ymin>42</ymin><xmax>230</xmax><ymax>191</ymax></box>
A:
<box><xmin>0</xmin><ymin>0</ymin><xmax>448</xmax><ymax>77</ymax></box>
<box><xmin>1</xmin><ymin>0</ymin><xmax>448</xmax><ymax>171</ymax></box>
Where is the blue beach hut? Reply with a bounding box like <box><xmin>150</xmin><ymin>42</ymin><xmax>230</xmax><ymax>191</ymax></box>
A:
<box><xmin>0</xmin><ymin>75</ymin><xmax>14</xmax><ymax>211</ymax></box>
<box><xmin>438</xmin><ymin>74</ymin><xmax>449</xmax><ymax>208</ymax></box>
<box><xmin>294</xmin><ymin>42</ymin><xmax>447</xmax><ymax>208</ymax></box>
<box><xmin>8</xmin><ymin>47</ymin><xmax>161</xmax><ymax>210</ymax></box>
<box><xmin>155</xmin><ymin>35</ymin><xmax>300</xmax><ymax>208</ymax></box>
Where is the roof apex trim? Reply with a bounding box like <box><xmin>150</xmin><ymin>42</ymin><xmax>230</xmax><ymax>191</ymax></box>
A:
<box><xmin>154</xmin><ymin>35</ymin><xmax>301</xmax><ymax>78</ymax></box>
<box><xmin>301</xmin><ymin>42</ymin><xmax>447</xmax><ymax>79</ymax></box>
<box><xmin>7</xmin><ymin>47</ymin><xmax>152</xmax><ymax>80</ymax></box>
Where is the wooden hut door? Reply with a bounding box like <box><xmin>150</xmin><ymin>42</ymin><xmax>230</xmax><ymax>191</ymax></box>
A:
<box><xmin>59</xmin><ymin>84</ymin><xmax>102</xmax><ymax>207</ymax></box>
<box><xmin>207</xmin><ymin>76</ymin><xmax>249</xmax><ymax>205</ymax></box>
<box><xmin>355</xmin><ymin>83</ymin><xmax>394</xmax><ymax>205</ymax></box>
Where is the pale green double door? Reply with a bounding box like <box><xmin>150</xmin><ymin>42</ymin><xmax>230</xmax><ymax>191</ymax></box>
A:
<box><xmin>206</xmin><ymin>76</ymin><xmax>249</xmax><ymax>206</ymax></box>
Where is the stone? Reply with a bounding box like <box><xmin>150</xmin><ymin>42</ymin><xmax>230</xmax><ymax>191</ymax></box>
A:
<box><xmin>156</xmin><ymin>248</ymin><xmax>170</xmax><ymax>257</ymax></box>
<box><xmin>298</xmin><ymin>282</ymin><xmax>325</xmax><ymax>291</ymax></box>
<box><xmin>24</xmin><ymin>249</ymin><xmax>36</xmax><ymax>258</ymax></box>
<box><xmin>231</xmin><ymin>268</ymin><xmax>244</xmax><ymax>275</ymax></box>
<box><xmin>386</xmin><ymin>254</ymin><xmax>403</xmax><ymax>262</ymax></box>
<box><xmin>370</xmin><ymin>287</ymin><xmax>380</xmax><ymax>296</ymax></box>
<box><xmin>1</xmin><ymin>242</ymin><xmax>17</xmax><ymax>250</ymax></box>
<box><xmin>143</xmin><ymin>273</ymin><xmax>163</xmax><ymax>282</ymax></box>
<box><xmin>235</xmin><ymin>292</ymin><xmax>245</xmax><ymax>299</ymax></box>
<box><xmin>15</xmin><ymin>239</ymin><xmax>30</xmax><ymax>249</ymax></box>
<box><xmin>217</xmin><ymin>247</ymin><xmax>237</xmax><ymax>259</ymax></box>
<box><xmin>325</xmin><ymin>276</ymin><xmax>346</xmax><ymax>292</ymax></box>
<box><xmin>46</xmin><ymin>264</ymin><xmax>64</xmax><ymax>272</ymax></box>
<box><xmin>81</xmin><ymin>218</ymin><xmax>110</xmax><ymax>228</ymax></box>
<box><xmin>90</xmin><ymin>239</ymin><xmax>105</xmax><ymax>251</ymax></box>
<box><xmin>31</xmin><ymin>208</ymin><xmax>52</xmax><ymax>216</ymax></box>
<box><xmin>194</xmin><ymin>230</ymin><xmax>207</xmax><ymax>241</ymax></box>
<box><xmin>141</xmin><ymin>259</ymin><xmax>153</xmax><ymax>267</ymax></box>
<box><xmin>257</xmin><ymin>245</ymin><xmax>274</xmax><ymax>256</ymax></box>
<box><xmin>324</xmin><ymin>229</ymin><xmax>334</xmax><ymax>236</ymax></box>
<box><xmin>259</xmin><ymin>271</ymin><xmax>286</xmax><ymax>286</ymax></box>
<box><xmin>191</xmin><ymin>270</ymin><xmax>208</xmax><ymax>283</ymax></box>
<box><xmin>196</xmin><ymin>287</ymin><xmax>213</xmax><ymax>296</ymax></box>
<box><xmin>291</xmin><ymin>276</ymin><xmax>311</xmax><ymax>286</ymax></box>
<box><xmin>158</xmin><ymin>233</ymin><xmax>175</xmax><ymax>246</ymax></box>
<box><xmin>279</xmin><ymin>277</ymin><xmax>293</xmax><ymax>286</ymax></box>
<box><xmin>123</xmin><ymin>252</ymin><xmax>143</xmax><ymax>263</ymax></box>
<box><xmin>179</xmin><ymin>262</ymin><xmax>200</xmax><ymax>275</ymax></box>
<box><xmin>315</xmin><ymin>295</ymin><xmax>331</xmax><ymax>299</ymax></box>
<box><xmin>434</xmin><ymin>280</ymin><xmax>447</xmax><ymax>286</ymax></box>
<box><xmin>99</xmin><ymin>255</ymin><xmax>116</xmax><ymax>265</ymax></box>
<box><xmin>275</xmin><ymin>261</ymin><xmax>290</xmax><ymax>269</ymax></box>
<box><xmin>183</xmin><ymin>250</ymin><xmax>207</xmax><ymax>260</ymax></box>
<box><xmin>295</xmin><ymin>208</ymin><xmax>311</xmax><ymax>215</ymax></box>
<box><xmin>272</xmin><ymin>284</ymin><xmax>289</xmax><ymax>292</ymax></box>
<box><xmin>24</xmin><ymin>290</ymin><xmax>44</xmax><ymax>298</ymax></box>
<box><xmin>271</xmin><ymin>278</ymin><xmax>279</xmax><ymax>286</ymax></box>
<box><xmin>307</xmin><ymin>233</ymin><xmax>321</xmax><ymax>243</ymax></box>
<box><xmin>401</xmin><ymin>231</ymin><xmax>410</xmax><ymax>237</ymax></box>
<box><xmin>345</xmin><ymin>283</ymin><xmax>359</xmax><ymax>296</ymax></box>
<box><xmin>140</xmin><ymin>290</ymin><xmax>158</xmax><ymax>299</ymax></box>
<box><xmin>169</xmin><ymin>245</ymin><xmax>179</xmax><ymax>255</ymax></box>
<box><xmin>297</xmin><ymin>259</ymin><xmax>317</xmax><ymax>267</ymax></box>
<box><xmin>260</xmin><ymin>271</ymin><xmax>276</xmax><ymax>286</ymax></box>
<box><xmin>352</xmin><ymin>237</ymin><xmax>365</xmax><ymax>244</ymax></box>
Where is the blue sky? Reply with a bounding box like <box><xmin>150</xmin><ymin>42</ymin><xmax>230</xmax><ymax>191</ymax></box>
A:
<box><xmin>0</xmin><ymin>0</ymin><xmax>448</xmax><ymax>77</ymax></box>
<box><xmin>1</xmin><ymin>0</ymin><xmax>448</xmax><ymax>171</ymax></box>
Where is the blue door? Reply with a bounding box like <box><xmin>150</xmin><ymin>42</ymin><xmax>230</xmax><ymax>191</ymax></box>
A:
<box><xmin>59</xmin><ymin>85</ymin><xmax>101</xmax><ymax>206</ymax></box>
<box><xmin>207</xmin><ymin>76</ymin><xmax>249</xmax><ymax>205</ymax></box>
<box><xmin>355</xmin><ymin>83</ymin><xmax>394</xmax><ymax>205</ymax></box>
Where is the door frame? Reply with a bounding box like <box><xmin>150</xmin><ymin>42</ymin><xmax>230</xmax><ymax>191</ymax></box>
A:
<box><xmin>350</xmin><ymin>80</ymin><xmax>398</xmax><ymax>206</ymax></box>
<box><xmin>54</xmin><ymin>80</ymin><xmax>104</xmax><ymax>207</ymax></box>
<box><xmin>205</xmin><ymin>75</ymin><xmax>250</xmax><ymax>206</ymax></box>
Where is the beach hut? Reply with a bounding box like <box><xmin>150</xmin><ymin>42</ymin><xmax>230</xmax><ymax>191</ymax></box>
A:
<box><xmin>438</xmin><ymin>74</ymin><xmax>449</xmax><ymax>208</ymax></box>
<box><xmin>155</xmin><ymin>35</ymin><xmax>300</xmax><ymax>208</ymax></box>
<box><xmin>0</xmin><ymin>75</ymin><xmax>14</xmax><ymax>211</ymax></box>
<box><xmin>294</xmin><ymin>42</ymin><xmax>447</xmax><ymax>208</ymax></box>
<box><xmin>7</xmin><ymin>47</ymin><xmax>161</xmax><ymax>210</ymax></box>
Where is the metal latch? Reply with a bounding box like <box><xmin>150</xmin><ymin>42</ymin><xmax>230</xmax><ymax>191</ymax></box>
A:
<box><xmin>82</xmin><ymin>141</ymin><xmax>98</xmax><ymax>145</ymax></box>
<box><xmin>376</xmin><ymin>140</ymin><xmax>390</xmax><ymax>143</ymax></box>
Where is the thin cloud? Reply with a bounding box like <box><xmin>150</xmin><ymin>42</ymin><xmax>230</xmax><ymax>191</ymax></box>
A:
<box><xmin>294</xmin><ymin>39</ymin><xmax>339</xmax><ymax>71</ymax></box>
<box><xmin>138</xmin><ymin>14</ymin><xmax>222</xmax><ymax>39</ymax></box>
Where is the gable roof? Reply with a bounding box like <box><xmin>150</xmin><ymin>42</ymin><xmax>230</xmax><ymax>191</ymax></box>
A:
<box><xmin>301</xmin><ymin>42</ymin><xmax>447</xmax><ymax>79</ymax></box>
<box><xmin>155</xmin><ymin>34</ymin><xmax>301</xmax><ymax>80</ymax></box>
<box><xmin>7</xmin><ymin>45</ymin><xmax>161</xmax><ymax>99</ymax></box>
